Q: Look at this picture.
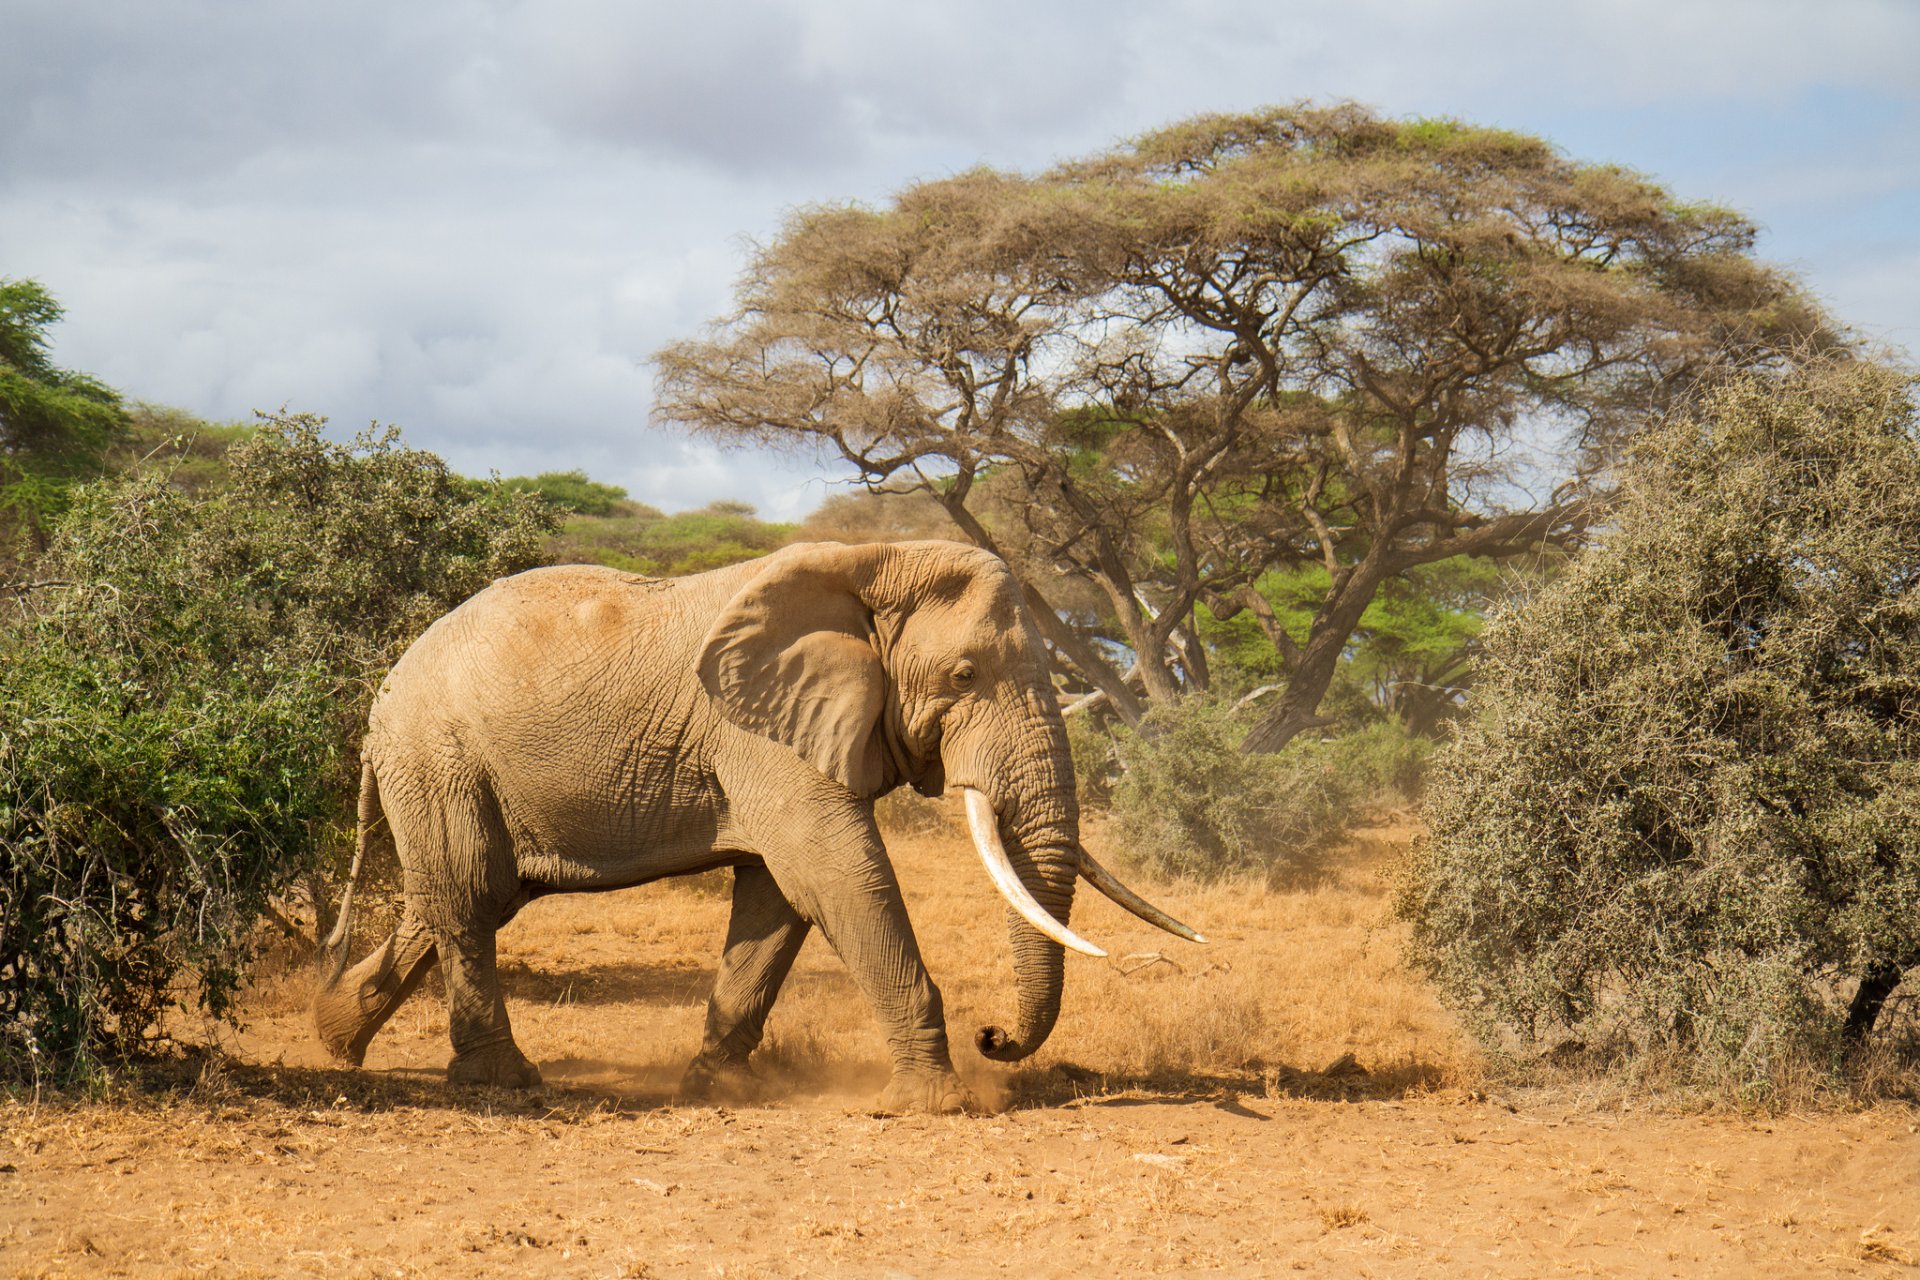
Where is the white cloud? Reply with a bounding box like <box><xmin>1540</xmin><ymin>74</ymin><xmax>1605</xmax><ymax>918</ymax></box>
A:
<box><xmin>1115</xmin><ymin>0</ymin><xmax>1920</xmax><ymax>116</ymax></box>
<box><xmin>496</xmin><ymin>0</ymin><xmax>861</xmax><ymax>172</ymax></box>
<box><xmin>3</xmin><ymin>0</ymin><xmax>1914</xmax><ymax>515</ymax></box>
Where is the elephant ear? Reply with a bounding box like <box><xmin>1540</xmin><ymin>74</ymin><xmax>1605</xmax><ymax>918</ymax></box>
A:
<box><xmin>696</xmin><ymin>545</ymin><xmax>890</xmax><ymax>797</ymax></box>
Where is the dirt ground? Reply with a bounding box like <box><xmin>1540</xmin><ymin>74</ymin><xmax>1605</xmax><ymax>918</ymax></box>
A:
<box><xmin>4</xmin><ymin>819</ymin><xmax>1916</xmax><ymax>1277</ymax></box>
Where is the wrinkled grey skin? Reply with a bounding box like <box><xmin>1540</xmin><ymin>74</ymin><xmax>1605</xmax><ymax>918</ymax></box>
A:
<box><xmin>314</xmin><ymin>541</ymin><xmax>1083</xmax><ymax>1113</ymax></box>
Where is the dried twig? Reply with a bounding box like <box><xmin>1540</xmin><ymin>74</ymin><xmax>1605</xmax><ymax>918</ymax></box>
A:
<box><xmin>1113</xmin><ymin>951</ymin><xmax>1183</xmax><ymax>978</ymax></box>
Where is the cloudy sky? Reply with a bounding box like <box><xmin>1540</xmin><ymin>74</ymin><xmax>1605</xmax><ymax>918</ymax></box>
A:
<box><xmin>4</xmin><ymin>0</ymin><xmax>1916</xmax><ymax>518</ymax></box>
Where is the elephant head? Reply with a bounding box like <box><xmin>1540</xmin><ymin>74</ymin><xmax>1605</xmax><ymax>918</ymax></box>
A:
<box><xmin>697</xmin><ymin>540</ymin><xmax>1202</xmax><ymax>1062</ymax></box>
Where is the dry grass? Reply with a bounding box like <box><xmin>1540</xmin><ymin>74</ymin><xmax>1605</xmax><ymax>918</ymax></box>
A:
<box><xmin>353</xmin><ymin>802</ymin><xmax>1479</xmax><ymax>1109</ymax></box>
<box><xmin>6</xmin><ymin>813</ymin><xmax>1917</xmax><ymax>1278</ymax></box>
<box><xmin>191</xmin><ymin>806</ymin><xmax>1478</xmax><ymax>1141</ymax></box>
<box><xmin>996</xmin><ymin>816</ymin><xmax>1472</xmax><ymax>1101</ymax></box>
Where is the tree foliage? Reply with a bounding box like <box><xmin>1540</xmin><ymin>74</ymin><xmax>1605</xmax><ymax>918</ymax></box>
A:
<box><xmin>1196</xmin><ymin>555</ymin><xmax>1504</xmax><ymax>735</ymax></box>
<box><xmin>794</xmin><ymin>487</ymin><xmax>962</xmax><ymax>546</ymax></box>
<box><xmin>548</xmin><ymin>499</ymin><xmax>795</xmax><ymax>577</ymax></box>
<box><xmin>1402</xmin><ymin>359</ymin><xmax>1920</xmax><ymax>1091</ymax></box>
<box><xmin>0</xmin><ymin>415</ymin><xmax>554</xmax><ymax>1080</ymax></box>
<box><xmin>500</xmin><ymin>469</ymin><xmax>632</xmax><ymax>517</ymax></box>
<box><xmin>0</xmin><ymin>278</ymin><xmax>128</xmax><ymax>556</ymax></box>
<box><xmin>657</xmin><ymin>103</ymin><xmax>1834</xmax><ymax>748</ymax></box>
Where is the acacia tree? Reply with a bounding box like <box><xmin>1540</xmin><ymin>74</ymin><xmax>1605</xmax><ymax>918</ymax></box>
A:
<box><xmin>657</xmin><ymin>104</ymin><xmax>1832</xmax><ymax>747</ymax></box>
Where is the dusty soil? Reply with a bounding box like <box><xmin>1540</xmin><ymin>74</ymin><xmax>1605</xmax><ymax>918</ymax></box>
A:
<box><xmin>4</xmin><ymin>821</ymin><xmax>1916</xmax><ymax>1277</ymax></box>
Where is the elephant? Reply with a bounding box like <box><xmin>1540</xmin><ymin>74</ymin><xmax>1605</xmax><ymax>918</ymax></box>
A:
<box><xmin>313</xmin><ymin>539</ymin><xmax>1201</xmax><ymax>1113</ymax></box>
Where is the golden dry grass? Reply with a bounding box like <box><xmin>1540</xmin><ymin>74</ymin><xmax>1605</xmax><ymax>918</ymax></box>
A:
<box><xmin>4</xmin><ymin>811</ymin><xmax>1916</xmax><ymax>1278</ymax></box>
<box><xmin>324</xmin><ymin>802</ymin><xmax>1478</xmax><ymax>1109</ymax></box>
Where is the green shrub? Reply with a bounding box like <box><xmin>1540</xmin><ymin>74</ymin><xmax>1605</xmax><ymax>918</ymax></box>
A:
<box><xmin>1401</xmin><ymin>360</ymin><xmax>1920</xmax><ymax>1095</ymax></box>
<box><xmin>0</xmin><ymin>414</ymin><xmax>554</xmax><ymax>1082</ymax></box>
<box><xmin>499</xmin><ymin>469</ymin><xmax>631</xmax><ymax>516</ymax></box>
<box><xmin>1065</xmin><ymin>709</ymin><xmax>1124</xmax><ymax>809</ymax></box>
<box><xmin>0</xmin><ymin>640</ymin><xmax>340</xmax><ymax>1081</ymax></box>
<box><xmin>1091</xmin><ymin>698</ymin><xmax>1428</xmax><ymax>881</ymax></box>
<box><xmin>547</xmin><ymin>500</ymin><xmax>794</xmax><ymax>577</ymax></box>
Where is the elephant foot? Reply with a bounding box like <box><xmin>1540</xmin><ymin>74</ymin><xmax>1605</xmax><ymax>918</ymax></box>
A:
<box><xmin>313</xmin><ymin>977</ymin><xmax>380</xmax><ymax>1068</ymax></box>
<box><xmin>875</xmin><ymin>1069</ymin><xmax>973</xmax><ymax>1115</ymax></box>
<box><xmin>679</xmin><ymin>1053</ymin><xmax>764</xmax><ymax>1105</ymax></box>
<box><xmin>447</xmin><ymin>1039</ymin><xmax>542</xmax><ymax>1089</ymax></box>
<box><xmin>316</xmin><ymin>1016</ymin><xmax>369</xmax><ymax>1069</ymax></box>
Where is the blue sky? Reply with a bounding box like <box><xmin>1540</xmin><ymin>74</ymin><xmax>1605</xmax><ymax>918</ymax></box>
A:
<box><xmin>4</xmin><ymin>0</ymin><xmax>1915</xmax><ymax>517</ymax></box>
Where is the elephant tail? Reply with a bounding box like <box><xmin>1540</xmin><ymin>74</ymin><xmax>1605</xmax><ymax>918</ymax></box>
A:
<box><xmin>319</xmin><ymin>755</ymin><xmax>380</xmax><ymax>987</ymax></box>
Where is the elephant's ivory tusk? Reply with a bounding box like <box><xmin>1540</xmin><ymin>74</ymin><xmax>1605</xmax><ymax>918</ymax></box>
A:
<box><xmin>1077</xmin><ymin>850</ymin><xmax>1209</xmax><ymax>944</ymax></box>
<box><xmin>962</xmin><ymin>789</ymin><xmax>1106</xmax><ymax>958</ymax></box>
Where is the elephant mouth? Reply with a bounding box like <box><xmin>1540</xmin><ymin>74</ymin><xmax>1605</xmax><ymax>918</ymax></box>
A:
<box><xmin>910</xmin><ymin>758</ymin><xmax>946</xmax><ymax>798</ymax></box>
<box><xmin>879</xmin><ymin>701</ymin><xmax>945</xmax><ymax>796</ymax></box>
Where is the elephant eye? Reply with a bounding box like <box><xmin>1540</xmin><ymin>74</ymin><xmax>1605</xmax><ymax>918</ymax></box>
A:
<box><xmin>951</xmin><ymin>661</ymin><xmax>977</xmax><ymax>691</ymax></box>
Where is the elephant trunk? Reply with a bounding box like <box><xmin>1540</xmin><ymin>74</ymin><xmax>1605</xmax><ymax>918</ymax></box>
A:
<box><xmin>963</xmin><ymin>755</ymin><xmax>1083</xmax><ymax>1061</ymax></box>
<box><xmin>974</xmin><ymin>843</ymin><xmax>1079</xmax><ymax>1061</ymax></box>
<box><xmin>956</xmin><ymin>711</ymin><xmax>1206</xmax><ymax>1060</ymax></box>
<box><xmin>949</xmin><ymin>656</ymin><xmax>1165</xmax><ymax>1063</ymax></box>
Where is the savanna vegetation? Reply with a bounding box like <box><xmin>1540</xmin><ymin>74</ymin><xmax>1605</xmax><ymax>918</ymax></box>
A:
<box><xmin>1</xmin><ymin>100</ymin><xmax>1915</xmax><ymax>1114</ymax></box>
<box><xmin>1405</xmin><ymin>358</ymin><xmax>1920</xmax><ymax>1096</ymax></box>
<box><xmin>657</xmin><ymin>102</ymin><xmax>1832</xmax><ymax>752</ymax></box>
<box><xmin>0</xmin><ymin>278</ymin><xmax>129</xmax><ymax>560</ymax></box>
<box><xmin>0</xmin><ymin>401</ymin><xmax>555</xmax><ymax>1082</ymax></box>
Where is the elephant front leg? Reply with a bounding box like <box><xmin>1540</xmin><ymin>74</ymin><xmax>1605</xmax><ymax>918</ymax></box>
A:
<box><xmin>730</xmin><ymin>780</ymin><xmax>973</xmax><ymax>1114</ymax></box>
<box><xmin>812</xmin><ymin>894</ymin><xmax>970</xmax><ymax>1114</ymax></box>
<box><xmin>682</xmin><ymin>862</ymin><xmax>810</xmax><ymax>1103</ymax></box>
<box><xmin>440</xmin><ymin>926</ymin><xmax>542</xmax><ymax>1089</ymax></box>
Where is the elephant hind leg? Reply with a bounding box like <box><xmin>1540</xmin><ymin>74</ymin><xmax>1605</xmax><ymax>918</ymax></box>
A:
<box><xmin>441</xmin><ymin>925</ymin><xmax>541</xmax><ymax>1088</ymax></box>
<box><xmin>682</xmin><ymin>862</ymin><xmax>811</xmax><ymax>1102</ymax></box>
<box><xmin>315</xmin><ymin>907</ymin><xmax>437</xmax><ymax>1067</ymax></box>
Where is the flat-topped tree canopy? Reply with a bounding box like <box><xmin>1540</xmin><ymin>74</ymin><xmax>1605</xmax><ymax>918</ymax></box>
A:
<box><xmin>656</xmin><ymin>102</ymin><xmax>1840</xmax><ymax>748</ymax></box>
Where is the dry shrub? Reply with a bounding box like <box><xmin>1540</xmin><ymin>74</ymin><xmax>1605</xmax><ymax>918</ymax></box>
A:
<box><xmin>1088</xmin><ymin>698</ymin><xmax>1428</xmax><ymax>881</ymax></box>
<box><xmin>983</xmin><ymin>823</ymin><xmax>1475</xmax><ymax>1097</ymax></box>
<box><xmin>872</xmin><ymin>788</ymin><xmax>957</xmax><ymax>838</ymax></box>
<box><xmin>1319</xmin><ymin>1205</ymin><xmax>1370</xmax><ymax>1231</ymax></box>
<box><xmin>1404</xmin><ymin>359</ymin><xmax>1920</xmax><ymax>1101</ymax></box>
<box><xmin>1855</xmin><ymin>1226</ymin><xmax>1916</xmax><ymax>1266</ymax></box>
<box><xmin>1069</xmin><ymin>962</ymin><xmax>1270</xmax><ymax>1079</ymax></box>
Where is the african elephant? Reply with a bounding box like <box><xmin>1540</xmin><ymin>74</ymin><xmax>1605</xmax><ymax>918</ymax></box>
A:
<box><xmin>313</xmin><ymin>540</ymin><xmax>1200</xmax><ymax>1113</ymax></box>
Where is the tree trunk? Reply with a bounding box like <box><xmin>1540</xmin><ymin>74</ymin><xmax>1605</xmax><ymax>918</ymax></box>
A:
<box><xmin>1241</xmin><ymin>564</ymin><xmax>1384</xmax><ymax>754</ymax></box>
<box><xmin>1843</xmin><ymin>958</ymin><xmax>1910</xmax><ymax>1043</ymax></box>
<box><xmin>1019</xmin><ymin>584</ymin><xmax>1146</xmax><ymax>728</ymax></box>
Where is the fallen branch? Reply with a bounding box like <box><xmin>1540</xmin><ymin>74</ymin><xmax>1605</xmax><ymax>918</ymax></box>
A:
<box><xmin>1113</xmin><ymin>951</ymin><xmax>1183</xmax><ymax>977</ymax></box>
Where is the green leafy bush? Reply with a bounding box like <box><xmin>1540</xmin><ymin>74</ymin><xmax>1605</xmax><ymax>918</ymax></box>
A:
<box><xmin>499</xmin><ymin>469</ymin><xmax>631</xmax><ymax>516</ymax></box>
<box><xmin>549</xmin><ymin>500</ymin><xmax>794</xmax><ymax>577</ymax></box>
<box><xmin>1401</xmin><ymin>360</ymin><xmax>1920</xmax><ymax>1095</ymax></box>
<box><xmin>0</xmin><ymin>641</ymin><xmax>340</xmax><ymax>1080</ymax></box>
<box><xmin>1088</xmin><ymin>698</ymin><xmax>1429</xmax><ymax>880</ymax></box>
<box><xmin>0</xmin><ymin>414</ymin><xmax>554</xmax><ymax>1082</ymax></box>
